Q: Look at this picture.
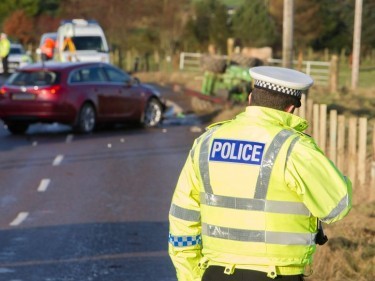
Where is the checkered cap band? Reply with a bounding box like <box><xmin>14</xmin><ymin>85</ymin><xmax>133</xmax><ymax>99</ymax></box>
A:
<box><xmin>255</xmin><ymin>80</ymin><xmax>302</xmax><ymax>98</ymax></box>
<box><xmin>169</xmin><ymin>233</ymin><xmax>202</xmax><ymax>247</ymax></box>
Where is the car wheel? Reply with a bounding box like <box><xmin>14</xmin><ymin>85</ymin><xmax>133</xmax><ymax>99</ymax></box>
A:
<box><xmin>6</xmin><ymin>122</ymin><xmax>29</xmax><ymax>135</ymax></box>
<box><xmin>75</xmin><ymin>103</ymin><xmax>96</xmax><ymax>133</ymax></box>
<box><xmin>142</xmin><ymin>98</ymin><xmax>163</xmax><ymax>127</ymax></box>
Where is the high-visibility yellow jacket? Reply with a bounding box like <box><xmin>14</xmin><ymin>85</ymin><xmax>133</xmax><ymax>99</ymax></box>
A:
<box><xmin>168</xmin><ymin>106</ymin><xmax>352</xmax><ymax>280</ymax></box>
<box><xmin>0</xmin><ymin>37</ymin><xmax>10</xmax><ymax>58</ymax></box>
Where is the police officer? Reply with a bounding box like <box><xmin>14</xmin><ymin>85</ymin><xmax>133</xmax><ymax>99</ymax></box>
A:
<box><xmin>168</xmin><ymin>66</ymin><xmax>352</xmax><ymax>281</ymax></box>
<box><xmin>0</xmin><ymin>33</ymin><xmax>10</xmax><ymax>76</ymax></box>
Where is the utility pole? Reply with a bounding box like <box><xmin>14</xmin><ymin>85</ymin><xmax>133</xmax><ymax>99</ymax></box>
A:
<box><xmin>351</xmin><ymin>0</ymin><xmax>363</xmax><ymax>90</ymax></box>
<box><xmin>282</xmin><ymin>0</ymin><xmax>294</xmax><ymax>68</ymax></box>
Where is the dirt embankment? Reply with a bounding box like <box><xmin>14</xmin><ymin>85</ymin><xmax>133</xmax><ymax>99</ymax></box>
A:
<box><xmin>136</xmin><ymin>70</ymin><xmax>375</xmax><ymax>119</ymax></box>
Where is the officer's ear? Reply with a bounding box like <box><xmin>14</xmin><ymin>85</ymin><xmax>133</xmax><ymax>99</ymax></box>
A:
<box><xmin>285</xmin><ymin>104</ymin><xmax>295</xmax><ymax>113</ymax></box>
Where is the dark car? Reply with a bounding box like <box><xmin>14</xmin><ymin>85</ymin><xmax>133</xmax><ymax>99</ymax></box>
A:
<box><xmin>0</xmin><ymin>62</ymin><xmax>166</xmax><ymax>134</ymax></box>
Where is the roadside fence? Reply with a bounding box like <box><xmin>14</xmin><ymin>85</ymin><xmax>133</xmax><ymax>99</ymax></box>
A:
<box><xmin>179</xmin><ymin>52</ymin><xmax>334</xmax><ymax>88</ymax></box>
<box><xmin>295</xmin><ymin>95</ymin><xmax>375</xmax><ymax>198</ymax></box>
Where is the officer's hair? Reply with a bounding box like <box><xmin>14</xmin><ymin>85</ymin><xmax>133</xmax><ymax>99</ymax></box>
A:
<box><xmin>250</xmin><ymin>87</ymin><xmax>301</xmax><ymax>109</ymax></box>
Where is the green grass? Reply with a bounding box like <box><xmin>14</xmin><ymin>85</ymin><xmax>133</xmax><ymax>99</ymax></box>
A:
<box><xmin>220</xmin><ymin>0</ymin><xmax>244</xmax><ymax>6</ymax></box>
<box><xmin>192</xmin><ymin>0</ymin><xmax>244</xmax><ymax>7</ymax></box>
<box><xmin>339</xmin><ymin>62</ymin><xmax>375</xmax><ymax>89</ymax></box>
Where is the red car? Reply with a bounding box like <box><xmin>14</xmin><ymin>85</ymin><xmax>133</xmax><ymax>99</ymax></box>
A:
<box><xmin>0</xmin><ymin>62</ymin><xmax>166</xmax><ymax>134</ymax></box>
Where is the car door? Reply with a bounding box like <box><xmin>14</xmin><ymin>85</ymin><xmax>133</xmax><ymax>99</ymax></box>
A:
<box><xmin>103</xmin><ymin>66</ymin><xmax>140</xmax><ymax>119</ymax></box>
<box><xmin>86</xmin><ymin>66</ymin><xmax>118</xmax><ymax>118</ymax></box>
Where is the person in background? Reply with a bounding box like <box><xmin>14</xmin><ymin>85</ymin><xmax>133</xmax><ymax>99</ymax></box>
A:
<box><xmin>168</xmin><ymin>66</ymin><xmax>352</xmax><ymax>281</ymax></box>
<box><xmin>41</xmin><ymin>37</ymin><xmax>56</xmax><ymax>61</ymax></box>
<box><xmin>0</xmin><ymin>33</ymin><xmax>11</xmax><ymax>76</ymax></box>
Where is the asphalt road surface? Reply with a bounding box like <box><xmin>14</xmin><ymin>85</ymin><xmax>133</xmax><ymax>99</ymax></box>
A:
<box><xmin>0</xmin><ymin>80</ymin><xmax>210</xmax><ymax>281</ymax></box>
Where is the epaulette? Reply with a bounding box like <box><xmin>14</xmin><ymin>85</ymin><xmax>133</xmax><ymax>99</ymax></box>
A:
<box><xmin>297</xmin><ymin>131</ymin><xmax>312</xmax><ymax>138</ymax></box>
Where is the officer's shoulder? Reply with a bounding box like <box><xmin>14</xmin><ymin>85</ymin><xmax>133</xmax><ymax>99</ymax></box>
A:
<box><xmin>293</xmin><ymin>131</ymin><xmax>319</xmax><ymax>148</ymax></box>
<box><xmin>206</xmin><ymin>120</ymin><xmax>232</xmax><ymax>130</ymax></box>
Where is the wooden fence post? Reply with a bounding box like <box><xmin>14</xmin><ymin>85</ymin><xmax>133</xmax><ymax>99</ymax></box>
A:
<box><xmin>337</xmin><ymin>115</ymin><xmax>346</xmax><ymax>173</ymax></box>
<box><xmin>348</xmin><ymin>117</ymin><xmax>358</xmax><ymax>186</ymax></box>
<box><xmin>313</xmin><ymin>104</ymin><xmax>319</xmax><ymax>144</ymax></box>
<box><xmin>319</xmin><ymin>104</ymin><xmax>327</xmax><ymax>152</ymax></box>
<box><xmin>372</xmin><ymin>122</ymin><xmax>375</xmax><ymax>193</ymax></box>
<box><xmin>126</xmin><ymin>50</ymin><xmax>132</xmax><ymax>72</ymax></box>
<box><xmin>330</xmin><ymin>55</ymin><xmax>338</xmax><ymax>93</ymax></box>
<box><xmin>329</xmin><ymin>110</ymin><xmax>337</xmax><ymax>164</ymax></box>
<box><xmin>299</xmin><ymin>94</ymin><xmax>306</xmax><ymax>119</ymax></box>
<box><xmin>358</xmin><ymin>118</ymin><xmax>367</xmax><ymax>186</ymax></box>
<box><xmin>306</xmin><ymin>98</ymin><xmax>314</xmax><ymax>135</ymax></box>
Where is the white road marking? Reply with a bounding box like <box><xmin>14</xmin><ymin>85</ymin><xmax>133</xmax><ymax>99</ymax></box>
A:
<box><xmin>66</xmin><ymin>134</ymin><xmax>74</xmax><ymax>143</ymax></box>
<box><xmin>37</xmin><ymin>178</ymin><xmax>51</xmax><ymax>192</ymax></box>
<box><xmin>9</xmin><ymin>212</ymin><xmax>29</xmax><ymax>226</ymax></box>
<box><xmin>32</xmin><ymin>141</ymin><xmax>38</xmax><ymax>146</ymax></box>
<box><xmin>0</xmin><ymin>267</ymin><xmax>15</xmax><ymax>273</ymax></box>
<box><xmin>52</xmin><ymin>154</ymin><xmax>64</xmax><ymax>166</ymax></box>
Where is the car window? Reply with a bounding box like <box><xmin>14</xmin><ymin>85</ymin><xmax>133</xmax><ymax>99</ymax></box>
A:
<box><xmin>10</xmin><ymin>47</ymin><xmax>23</xmax><ymax>55</ymax></box>
<box><xmin>70</xmin><ymin>67</ymin><xmax>107</xmax><ymax>83</ymax></box>
<box><xmin>70</xmin><ymin>70</ymin><xmax>82</xmax><ymax>83</ymax></box>
<box><xmin>7</xmin><ymin>71</ymin><xmax>59</xmax><ymax>86</ymax></box>
<box><xmin>104</xmin><ymin>67</ymin><xmax>131</xmax><ymax>83</ymax></box>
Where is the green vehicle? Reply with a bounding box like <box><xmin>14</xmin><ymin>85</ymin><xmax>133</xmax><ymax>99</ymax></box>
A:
<box><xmin>201</xmin><ymin>64</ymin><xmax>253</xmax><ymax>104</ymax></box>
<box><xmin>185</xmin><ymin>54</ymin><xmax>263</xmax><ymax>113</ymax></box>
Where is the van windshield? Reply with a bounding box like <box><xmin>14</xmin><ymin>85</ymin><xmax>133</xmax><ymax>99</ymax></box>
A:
<box><xmin>70</xmin><ymin>36</ymin><xmax>106</xmax><ymax>52</ymax></box>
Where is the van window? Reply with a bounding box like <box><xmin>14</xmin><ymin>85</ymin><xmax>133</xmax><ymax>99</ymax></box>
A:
<box><xmin>71</xmin><ymin>36</ymin><xmax>106</xmax><ymax>52</ymax></box>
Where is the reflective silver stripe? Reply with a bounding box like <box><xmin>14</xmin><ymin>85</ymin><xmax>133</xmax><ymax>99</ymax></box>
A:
<box><xmin>169</xmin><ymin>204</ymin><xmax>201</xmax><ymax>222</ymax></box>
<box><xmin>286</xmin><ymin>135</ymin><xmax>300</xmax><ymax>162</ymax></box>
<box><xmin>201</xmin><ymin>192</ymin><xmax>264</xmax><ymax>210</ymax></box>
<box><xmin>201</xmin><ymin>193</ymin><xmax>310</xmax><ymax>215</ymax></box>
<box><xmin>266</xmin><ymin>230</ymin><xmax>315</xmax><ymax>245</ymax></box>
<box><xmin>202</xmin><ymin>223</ymin><xmax>315</xmax><ymax>245</ymax></box>
<box><xmin>266</xmin><ymin>200</ymin><xmax>310</xmax><ymax>215</ymax></box>
<box><xmin>321</xmin><ymin>194</ymin><xmax>350</xmax><ymax>222</ymax></box>
<box><xmin>199</xmin><ymin>127</ymin><xmax>220</xmax><ymax>194</ymax></box>
<box><xmin>254</xmin><ymin>130</ymin><xmax>295</xmax><ymax>199</ymax></box>
<box><xmin>190</xmin><ymin>134</ymin><xmax>205</xmax><ymax>160</ymax></box>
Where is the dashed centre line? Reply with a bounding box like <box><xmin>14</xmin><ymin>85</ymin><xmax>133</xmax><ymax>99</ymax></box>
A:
<box><xmin>9</xmin><ymin>212</ymin><xmax>29</xmax><ymax>226</ymax></box>
<box><xmin>37</xmin><ymin>178</ymin><xmax>51</xmax><ymax>192</ymax></box>
<box><xmin>52</xmin><ymin>154</ymin><xmax>64</xmax><ymax>166</ymax></box>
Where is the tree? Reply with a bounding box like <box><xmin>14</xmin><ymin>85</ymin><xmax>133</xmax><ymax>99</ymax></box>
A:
<box><xmin>207</xmin><ymin>0</ymin><xmax>231</xmax><ymax>53</ymax></box>
<box><xmin>0</xmin><ymin>0</ymin><xmax>60</xmax><ymax>44</ymax></box>
<box><xmin>3</xmin><ymin>10</ymin><xmax>34</xmax><ymax>44</ymax></box>
<box><xmin>360</xmin><ymin>0</ymin><xmax>375</xmax><ymax>55</ymax></box>
<box><xmin>181</xmin><ymin>0</ymin><xmax>231</xmax><ymax>54</ymax></box>
<box><xmin>232</xmin><ymin>0</ymin><xmax>277</xmax><ymax>48</ymax></box>
<box><xmin>269</xmin><ymin>0</ymin><xmax>322</xmax><ymax>54</ymax></box>
<box><xmin>311</xmin><ymin>0</ymin><xmax>354</xmax><ymax>53</ymax></box>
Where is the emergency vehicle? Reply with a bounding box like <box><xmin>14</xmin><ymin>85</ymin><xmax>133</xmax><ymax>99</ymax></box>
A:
<box><xmin>54</xmin><ymin>19</ymin><xmax>110</xmax><ymax>63</ymax></box>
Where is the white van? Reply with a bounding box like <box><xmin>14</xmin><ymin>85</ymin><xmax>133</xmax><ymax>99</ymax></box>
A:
<box><xmin>54</xmin><ymin>19</ymin><xmax>110</xmax><ymax>63</ymax></box>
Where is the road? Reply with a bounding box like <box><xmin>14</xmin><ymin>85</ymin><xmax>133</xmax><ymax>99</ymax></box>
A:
<box><xmin>0</xmin><ymin>82</ymin><xmax>209</xmax><ymax>281</ymax></box>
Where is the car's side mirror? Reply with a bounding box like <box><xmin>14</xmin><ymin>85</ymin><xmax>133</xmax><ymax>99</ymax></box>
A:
<box><xmin>132</xmin><ymin>77</ymin><xmax>140</xmax><ymax>85</ymax></box>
